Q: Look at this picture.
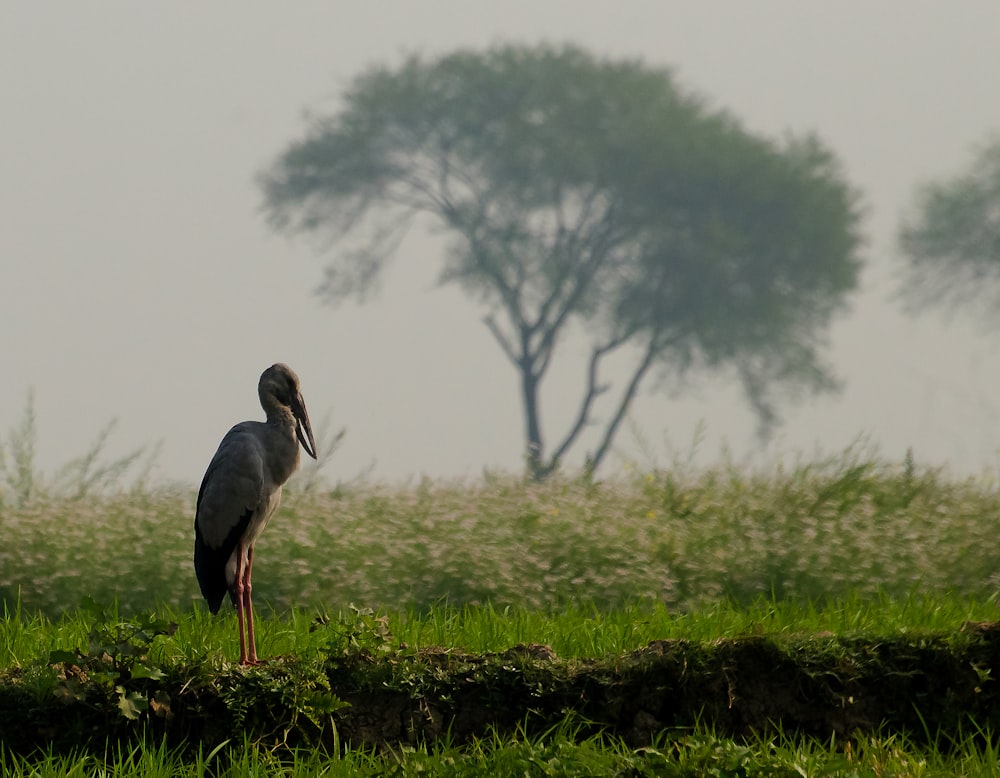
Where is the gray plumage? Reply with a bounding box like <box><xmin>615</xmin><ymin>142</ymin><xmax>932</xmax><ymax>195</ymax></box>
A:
<box><xmin>194</xmin><ymin>363</ymin><xmax>317</xmax><ymax>664</ymax></box>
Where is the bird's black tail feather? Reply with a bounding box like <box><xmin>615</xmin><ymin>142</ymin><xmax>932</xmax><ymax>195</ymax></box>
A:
<box><xmin>194</xmin><ymin>507</ymin><xmax>253</xmax><ymax>614</ymax></box>
<box><xmin>194</xmin><ymin>526</ymin><xmax>230</xmax><ymax>614</ymax></box>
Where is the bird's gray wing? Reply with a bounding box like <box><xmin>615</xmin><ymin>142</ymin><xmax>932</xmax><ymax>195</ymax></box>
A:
<box><xmin>195</xmin><ymin>424</ymin><xmax>266</xmax><ymax>550</ymax></box>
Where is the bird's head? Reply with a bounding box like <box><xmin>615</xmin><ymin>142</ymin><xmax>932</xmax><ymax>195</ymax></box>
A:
<box><xmin>259</xmin><ymin>363</ymin><xmax>318</xmax><ymax>459</ymax></box>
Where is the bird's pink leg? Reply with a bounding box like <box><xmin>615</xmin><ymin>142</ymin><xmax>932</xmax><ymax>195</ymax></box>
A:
<box><xmin>234</xmin><ymin>541</ymin><xmax>250</xmax><ymax>664</ymax></box>
<box><xmin>243</xmin><ymin>545</ymin><xmax>258</xmax><ymax>664</ymax></box>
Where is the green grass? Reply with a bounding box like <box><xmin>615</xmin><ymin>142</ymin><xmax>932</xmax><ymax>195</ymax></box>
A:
<box><xmin>2</xmin><ymin>593</ymin><xmax>996</xmax><ymax>671</ymax></box>
<box><xmin>4</xmin><ymin>723</ymin><xmax>1000</xmax><ymax>776</ymax></box>
<box><xmin>2</xmin><ymin>595</ymin><xmax>1000</xmax><ymax>764</ymax></box>
<box><xmin>3</xmin><ymin>596</ymin><xmax>1000</xmax><ymax>772</ymax></box>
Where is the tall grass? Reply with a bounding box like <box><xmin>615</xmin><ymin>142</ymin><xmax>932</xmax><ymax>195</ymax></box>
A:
<box><xmin>2</xmin><ymin>439</ymin><xmax>1000</xmax><ymax>616</ymax></box>
<box><xmin>0</xmin><ymin>390</ymin><xmax>160</xmax><ymax>508</ymax></box>
<box><xmin>2</xmin><ymin>397</ymin><xmax>999</xmax><ymax>616</ymax></box>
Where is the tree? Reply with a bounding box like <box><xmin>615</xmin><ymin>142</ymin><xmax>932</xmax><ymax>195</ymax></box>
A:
<box><xmin>260</xmin><ymin>44</ymin><xmax>864</xmax><ymax>479</ymax></box>
<box><xmin>897</xmin><ymin>136</ymin><xmax>1000</xmax><ymax>319</ymax></box>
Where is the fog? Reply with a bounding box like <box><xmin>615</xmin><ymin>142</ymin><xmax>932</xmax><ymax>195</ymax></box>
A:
<box><xmin>2</xmin><ymin>2</ymin><xmax>1000</xmax><ymax>485</ymax></box>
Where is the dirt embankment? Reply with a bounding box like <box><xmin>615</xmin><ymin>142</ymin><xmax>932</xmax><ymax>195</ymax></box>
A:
<box><xmin>3</xmin><ymin>623</ymin><xmax>1000</xmax><ymax>754</ymax></box>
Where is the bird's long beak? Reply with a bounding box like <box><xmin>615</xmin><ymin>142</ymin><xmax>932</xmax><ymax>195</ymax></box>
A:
<box><xmin>292</xmin><ymin>393</ymin><xmax>317</xmax><ymax>459</ymax></box>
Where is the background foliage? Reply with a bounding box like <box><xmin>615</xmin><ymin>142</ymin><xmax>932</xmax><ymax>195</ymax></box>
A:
<box><xmin>898</xmin><ymin>134</ymin><xmax>1000</xmax><ymax>321</ymax></box>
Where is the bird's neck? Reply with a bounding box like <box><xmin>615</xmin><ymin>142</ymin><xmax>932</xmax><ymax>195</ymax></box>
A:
<box><xmin>263</xmin><ymin>410</ymin><xmax>301</xmax><ymax>485</ymax></box>
<box><xmin>263</xmin><ymin>405</ymin><xmax>296</xmax><ymax>431</ymax></box>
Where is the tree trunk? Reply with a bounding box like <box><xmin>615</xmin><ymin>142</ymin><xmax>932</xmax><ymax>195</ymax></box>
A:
<box><xmin>520</xmin><ymin>366</ymin><xmax>547</xmax><ymax>481</ymax></box>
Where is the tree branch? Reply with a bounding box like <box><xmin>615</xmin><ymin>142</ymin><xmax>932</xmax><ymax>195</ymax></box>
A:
<box><xmin>437</xmin><ymin>194</ymin><xmax>527</xmax><ymax>321</ymax></box>
<box><xmin>532</xmin><ymin>188</ymin><xmax>609</xmax><ymax>330</ymax></box>
<box><xmin>529</xmin><ymin>203</ymin><xmax>626</xmax><ymax>376</ymax></box>
<box><xmin>589</xmin><ymin>336</ymin><xmax>662</xmax><ymax>471</ymax></box>
<box><xmin>483</xmin><ymin>314</ymin><xmax>520</xmax><ymax>367</ymax></box>
<box><xmin>546</xmin><ymin>342</ymin><xmax>616</xmax><ymax>470</ymax></box>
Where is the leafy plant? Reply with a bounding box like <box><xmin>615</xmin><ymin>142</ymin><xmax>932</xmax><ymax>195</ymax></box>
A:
<box><xmin>215</xmin><ymin>658</ymin><xmax>349</xmax><ymax>746</ymax></box>
<box><xmin>47</xmin><ymin>597</ymin><xmax>175</xmax><ymax>721</ymax></box>
<box><xmin>316</xmin><ymin>604</ymin><xmax>397</xmax><ymax>659</ymax></box>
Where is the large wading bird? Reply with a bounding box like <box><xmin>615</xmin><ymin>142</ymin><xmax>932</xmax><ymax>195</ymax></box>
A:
<box><xmin>194</xmin><ymin>363</ymin><xmax>317</xmax><ymax>664</ymax></box>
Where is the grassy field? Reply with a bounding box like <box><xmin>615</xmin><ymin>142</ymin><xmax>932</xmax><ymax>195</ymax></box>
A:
<box><xmin>3</xmin><ymin>442</ymin><xmax>1000</xmax><ymax>773</ymax></box>
<box><xmin>2</xmin><ymin>444</ymin><xmax>1000</xmax><ymax>617</ymax></box>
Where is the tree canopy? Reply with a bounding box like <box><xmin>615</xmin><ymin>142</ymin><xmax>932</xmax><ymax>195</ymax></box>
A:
<box><xmin>260</xmin><ymin>44</ymin><xmax>864</xmax><ymax>478</ymax></box>
<box><xmin>897</xmin><ymin>136</ymin><xmax>1000</xmax><ymax>319</ymax></box>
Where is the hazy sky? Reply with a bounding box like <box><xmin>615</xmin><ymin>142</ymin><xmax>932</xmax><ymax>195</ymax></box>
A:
<box><xmin>3</xmin><ymin>2</ymin><xmax>1000</xmax><ymax>487</ymax></box>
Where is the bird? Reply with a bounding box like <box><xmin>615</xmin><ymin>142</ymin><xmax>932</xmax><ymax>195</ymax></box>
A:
<box><xmin>194</xmin><ymin>363</ymin><xmax>317</xmax><ymax>664</ymax></box>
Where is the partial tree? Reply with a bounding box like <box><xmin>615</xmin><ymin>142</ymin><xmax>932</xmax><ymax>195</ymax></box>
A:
<box><xmin>260</xmin><ymin>44</ymin><xmax>864</xmax><ymax>479</ymax></box>
<box><xmin>898</xmin><ymin>135</ymin><xmax>1000</xmax><ymax>319</ymax></box>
